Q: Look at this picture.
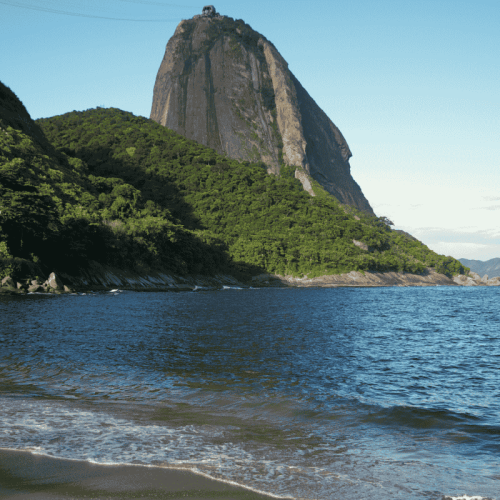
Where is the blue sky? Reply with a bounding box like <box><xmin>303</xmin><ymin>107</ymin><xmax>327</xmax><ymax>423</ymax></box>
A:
<box><xmin>1</xmin><ymin>0</ymin><xmax>499</xmax><ymax>261</ymax></box>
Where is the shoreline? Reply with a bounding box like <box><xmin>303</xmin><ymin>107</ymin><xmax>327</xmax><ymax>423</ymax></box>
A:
<box><xmin>0</xmin><ymin>448</ymin><xmax>283</xmax><ymax>499</ymax></box>
<box><xmin>62</xmin><ymin>265</ymin><xmax>463</xmax><ymax>289</ymax></box>
<box><xmin>1</xmin><ymin>264</ymin><xmax>498</xmax><ymax>296</ymax></box>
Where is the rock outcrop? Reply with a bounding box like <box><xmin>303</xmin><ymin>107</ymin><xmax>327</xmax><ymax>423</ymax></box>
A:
<box><xmin>254</xmin><ymin>268</ymin><xmax>460</xmax><ymax>287</ymax></box>
<box><xmin>44</xmin><ymin>272</ymin><xmax>64</xmax><ymax>290</ymax></box>
<box><xmin>150</xmin><ymin>8</ymin><xmax>374</xmax><ymax>214</ymax></box>
<box><xmin>1</xmin><ymin>276</ymin><xmax>16</xmax><ymax>288</ymax></box>
<box><xmin>452</xmin><ymin>272</ymin><xmax>500</xmax><ymax>286</ymax></box>
<box><xmin>0</xmin><ymin>272</ymin><xmax>73</xmax><ymax>294</ymax></box>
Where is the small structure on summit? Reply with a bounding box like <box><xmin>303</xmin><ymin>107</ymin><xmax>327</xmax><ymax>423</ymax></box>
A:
<box><xmin>202</xmin><ymin>5</ymin><xmax>217</xmax><ymax>17</ymax></box>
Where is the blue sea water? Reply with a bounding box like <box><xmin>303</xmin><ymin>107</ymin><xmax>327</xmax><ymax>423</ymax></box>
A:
<box><xmin>0</xmin><ymin>286</ymin><xmax>499</xmax><ymax>499</ymax></box>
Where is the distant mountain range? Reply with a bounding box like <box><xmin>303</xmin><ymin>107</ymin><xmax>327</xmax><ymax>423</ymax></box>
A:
<box><xmin>459</xmin><ymin>258</ymin><xmax>500</xmax><ymax>278</ymax></box>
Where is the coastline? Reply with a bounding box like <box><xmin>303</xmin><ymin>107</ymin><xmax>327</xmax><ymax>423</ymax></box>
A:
<box><xmin>1</xmin><ymin>262</ymin><xmax>498</xmax><ymax>295</ymax></box>
<box><xmin>56</xmin><ymin>263</ymin><xmax>499</xmax><ymax>290</ymax></box>
<box><xmin>0</xmin><ymin>449</ymin><xmax>281</xmax><ymax>499</ymax></box>
<box><xmin>52</xmin><ymin>264</ymin><xmax>464</xmax><ymax>291</ymax></box>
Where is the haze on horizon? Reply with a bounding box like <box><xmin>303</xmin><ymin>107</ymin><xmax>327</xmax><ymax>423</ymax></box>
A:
<box><xmin>1</xmin><ymin>0</ymin><xmax>498</xmax><ymax>261</ymax></box>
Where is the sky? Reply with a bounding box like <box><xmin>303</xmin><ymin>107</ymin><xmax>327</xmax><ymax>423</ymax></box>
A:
<box><xmin>1</xmin><ymin>0</ymin><xmax>499</xmax><ymax>261</ymax></box>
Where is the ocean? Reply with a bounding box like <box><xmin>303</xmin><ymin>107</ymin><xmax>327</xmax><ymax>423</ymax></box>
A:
<box><xmin>1</xmin><ymin>286</ymin><xmax>499</xmax><ymax>499</ymax></box>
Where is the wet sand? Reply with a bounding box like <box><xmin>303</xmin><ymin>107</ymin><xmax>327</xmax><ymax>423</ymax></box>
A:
<box><xmin>0</xmin><ymin>449</ymin><xmax>278</xmax><ymax>499</ymax></box>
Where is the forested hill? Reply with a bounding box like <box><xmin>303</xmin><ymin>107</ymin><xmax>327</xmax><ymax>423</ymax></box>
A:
<box><xmin>0</xmin><ymin>82</ymin><xmax>467</xmax><ymax>281</ymax></box>
<box><xmin>36</xmin><ymin>108</ymin><xmax>466</xmax><ymax>278</ymax></box>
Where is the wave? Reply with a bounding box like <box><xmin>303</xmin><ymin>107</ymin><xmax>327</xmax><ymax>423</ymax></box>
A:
<box><xmin>1</xmin><ymin>397</ymin><xmax>497</xmax><ymax>500</ymax></box>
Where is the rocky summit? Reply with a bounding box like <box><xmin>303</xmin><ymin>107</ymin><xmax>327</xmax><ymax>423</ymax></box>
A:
<box><xmin>150</xmin><ymin>6</ymin><xmax>374</xmax><ymax>214</ymax></box>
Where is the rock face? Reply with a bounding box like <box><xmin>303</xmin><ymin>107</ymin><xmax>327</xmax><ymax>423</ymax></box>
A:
<box><xmin>253</xmin><ymin>268</ymin><xmax>460</xmax><ymax>287</ymax></box>
<box><xmin>150</xmin><ymin>9</ymin><xmax>374</xmax><ymax>214</ymax></box>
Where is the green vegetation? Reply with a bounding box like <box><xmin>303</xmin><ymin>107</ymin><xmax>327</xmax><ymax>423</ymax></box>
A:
<box><xmin>0</xmin><ymin>105</ymin><xmax>232</xmax><ymax>279</ymax></box>
<box><xmin>0</xmin><ymin>89</ymin><xmax>468</xmax><ymax>281</ymax></box>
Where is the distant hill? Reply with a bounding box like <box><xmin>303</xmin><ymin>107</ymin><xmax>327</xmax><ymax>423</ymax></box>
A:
<box><xmin>459</xmin><ymin>258</ymin><xmax>500</xmax><ymax>279</ymax></box>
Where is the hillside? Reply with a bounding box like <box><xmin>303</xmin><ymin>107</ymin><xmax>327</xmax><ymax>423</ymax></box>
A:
<box><xmin>1</xmin><ymin>80</ymin><xmax>468</xmax><ymax>284</ymax></box>
<box><xmin>36</xmin><ymin>107</ymin><xmax>466</xmax><ymax>279</ymax></box>
<box><xmin>0</xmin><ymin>82</ymin><xmax>231</xmax><ymax>282</ymax></box>
<box><xmin>459</xmin><ymin>258</ymin><xmax>500</xmax><ymax>279</ymax></box>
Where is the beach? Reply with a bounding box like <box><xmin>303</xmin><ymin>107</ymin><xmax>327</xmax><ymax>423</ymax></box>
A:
<box><xmin>0</xmin><ymin>449</ymin><xmax>277</xmax><ymax>499</ymax></box>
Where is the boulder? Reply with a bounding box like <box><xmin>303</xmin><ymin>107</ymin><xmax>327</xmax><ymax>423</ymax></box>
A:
<box><xmin>28</xmin><ymin>285</ymin><xmax>44</xmax><ymax>292</ymax></box>
<box><xmin>452</xmin><ymin>274</ymin><xmax>478</xmax><ymax>286</ymax></box>
<box><xmin>353</xmin><ymin>239</ymin><xmax>370</xmax><ymax>252</ymax></box>
<box><xmin>1</xmin><ymin>276</ymin><xmax>16</xmax><ymax>288</ymax></box>
<box><xmin>63</xmin><ymin>285</ymin><xmax>73</xmax><ymax>293</ymax></box>
<box><xmin>45</xmin><ymin>272</ymin><xmax>64</xmax><ymax>290</ymax></box>
<box><xmin>31</xmin><ymin>279</ymin><xmax>40</xmax><ymax>286</ymax></box>
<box><xmin>469</xmin><ymin>271</ymin><xmax>481</xmax><ymax>281</ymax></box>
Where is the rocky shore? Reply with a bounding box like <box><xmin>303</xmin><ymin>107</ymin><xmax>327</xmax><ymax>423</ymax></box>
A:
<box><xmin>452</xmin><ymin>271</ymin><xmax>500</xmax><ymax>286</ymax></box>
<box><xmin>0</xmin><ymin>272</ymin><xmax>74</xmax><ymax>295</ymax></box>
<box><xmin>1</xmin><ymin>267</ymin><xmax>498</xmax><ymax>294</ymax></box>
<box><xmin>265</xmin><ymin>268</ymin><xmax>460</xmax><ymax>287</ymax></box>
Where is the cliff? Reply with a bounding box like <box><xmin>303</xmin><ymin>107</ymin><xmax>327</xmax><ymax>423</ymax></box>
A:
<box><xmin>150</xmin><ymin>8</ymin><xmax>374</xmax><ymax>214</ymax></box>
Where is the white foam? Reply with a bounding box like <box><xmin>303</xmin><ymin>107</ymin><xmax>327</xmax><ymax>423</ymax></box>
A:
<box><xmin>1</xmin><ymin>397</ymin><xmax>497</xmax><ymax>500</ymax></box>
<box><xmin>444</xmin><ymin>496</ymin><xmax>494</xmax><ymax>500</ymax></box>
<box><xmin>0</xmin><ymin>398</ymin><xmax>369</xmax><ymax>499</ymax></box>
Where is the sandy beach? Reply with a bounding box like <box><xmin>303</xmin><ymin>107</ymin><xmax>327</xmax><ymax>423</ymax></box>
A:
<box><xmin>0</xmin><ymin>449</ymin><xmax>278</xmax><ymax>500</ymax></box>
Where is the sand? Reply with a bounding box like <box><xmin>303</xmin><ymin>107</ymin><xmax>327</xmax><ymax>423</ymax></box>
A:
<box><xmin>0</xmin><ymin>449</ymin><xmax>278</xmax><ymax>499</ymax></box>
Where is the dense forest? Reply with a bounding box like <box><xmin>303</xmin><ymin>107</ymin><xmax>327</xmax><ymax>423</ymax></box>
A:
<box><xmin>0</xmin><ymin>82</ymin><xmax>468</xmax><ymax>282</ymax></box>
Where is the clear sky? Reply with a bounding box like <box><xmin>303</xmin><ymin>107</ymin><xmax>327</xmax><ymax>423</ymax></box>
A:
<box><xmin>1</xmin><ymin>0</ymin><xmax>499</xmax><ymax>261</ymax></box>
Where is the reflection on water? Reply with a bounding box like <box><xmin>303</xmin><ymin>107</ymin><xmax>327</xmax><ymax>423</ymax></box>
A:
<box><xmin>1</xmin><ymin>287</ymin><xmax>499</xmax><ymax>499</ymax></box>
